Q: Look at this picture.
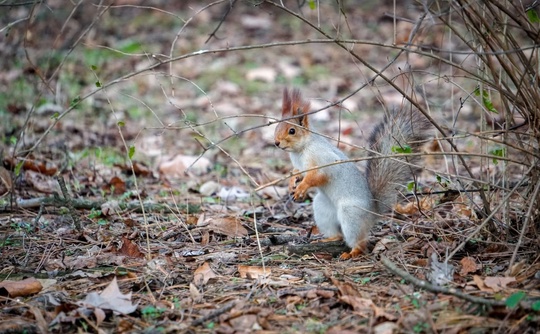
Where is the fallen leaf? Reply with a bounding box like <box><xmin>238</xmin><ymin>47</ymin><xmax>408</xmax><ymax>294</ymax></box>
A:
<box><xmin>189</xmin><ymin>282</ymin><xmax>202</xmax><ymax>303</ymax></box>
<box><xmin>158</xmin><ymin>154</ymin><xmax>210</xmax><ymax>178</ymax></box>
<box><xmin>372</xmin><ymin>236</ymin><xmax>399</xmax><ymax>254</ymax></box>
<box><xmin>395</xmin><ymin>197</ymin><xmax>433</xmax><ymax>215</ymax></box>
<box><xmin>0</xmin><ymin>277</ymin><xmax>43</xmax><ymax>298</ymax></box>
<box><xmin>460</xmin><ymin>257</ymin><xmax>480</xmax><ymax>276</ymax></box>
<box><xmin>116</xmin><ymin>237</ymin><xmax>144</xmax><ymax>258</ymax></box>
<box><xmin>241</xmin><ymin>14</ymin><xmax>271</xmax><ymax>30</ymax></box>
<box><xmin>101</xmin><ymin>200</ymin><xmax>120</xmax><ymax>216</ymax></box>
<box><xmin>373</xmin><ymin>322</ymin><xmax>400</xmax><ymax>334</ymax></box>
<box><xmin>246</xmin><ymin>67</ymin><xmax>277</xmax><ymax>82</ymax></box>
<box><xmin>201</xmin><ymin>217</ymin><xmax>248</xmax><ymax>238</ymax></box>
<box><xmin>256</xmin><ymin>186</ymin><xmax>288</xmax><ymax>200</ymax></box>
<box><xmin>25</xmin><ymin>170</ymin><xmax>59</xmax><ymax>193</ymax></box>
<box><xmin>81</xmin><ymin>277</ymin><xmax>138</xmax><ymax>314</ymax></box>
<box><xmin>94</xmin><ymin>308</ymin><xmax>106</xmax><ymax>327</ymax></box>
<box><xmin>199</xmin><ymin>180</ymin><xmax>220</xmax><ymax>196</ymax></box>
<box><xmin>0</xmin><ymin>166</ymin><xmax>13</xmax><ymax>197</ymax></box>
<box><xmin>103</xmin><ymin>176</ymin><xmax>126</xmax><ymax>195</ymax></box>
<box><xmin>114</xmin><ymin>161</ymin><xmax>152</xmax><ymax>177</ymax></box>
<box><xmin>507</xmin><ymin>260</ymin><xmax>526</xmax><ymax>277</ymax></box>
<box><xmin>217</xmin><ymin>186</ymin><xmax>249</xmax><ymax>201</ymax></box>
<box><xmin>28</xmin><ymin>305</ymin><xmax>48</xmax><ymax>334</ymax></box>
<box><xmin>238</xmin><ymin>265</ymin><xmax>271</xmax><ymax>280</ymax></box>
<box><xmin>193</xmin><ymin>262</ymin><xmax>218</xmax><ymax>286</ymax></box>
<box><xmin>5</xmin><ymin>156</ymin><xmax>58</xmax><ymax>176</ymax></box>
<box><xmin>429</xmin><ymin>253</ymin><xmax>454</xmax><ymax>286</ymax></box>
<box><xmin>229</xmin><ymin>314</ymin><xmax>259</xmax><ymax>331</ymax></box>
<box><xmin>339</xmin><ymin>296</ymin><xmax>375</xmax><ymax>317</ymax></box>
<box><xmin>483</xmin><ymin>276</ymin><xmax>516</xmax><ymax>292</ymax></box>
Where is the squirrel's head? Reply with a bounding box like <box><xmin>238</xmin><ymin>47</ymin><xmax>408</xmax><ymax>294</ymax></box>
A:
<box><xmin>274</xmin><ymin>88</ymin><xmax>311</xmax><ymax>152</ymax></box>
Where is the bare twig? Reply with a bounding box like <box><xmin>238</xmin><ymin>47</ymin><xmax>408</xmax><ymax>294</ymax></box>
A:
<box><xmin>381</xmin><ymin>256</ymin><xmax>506</xmax><ymax>307</ymax></box>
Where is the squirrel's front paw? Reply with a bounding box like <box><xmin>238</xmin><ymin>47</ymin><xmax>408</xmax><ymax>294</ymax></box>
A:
<box><xmin>292</xmin><ymin>182</ymin><xmax>309</xmax><ymax>201</ymax></box>
<box><xmin>288</xmin><ymin>177</ymin><xmax>300</xmax><ymax>194</ymax></box>
<box><xmin>288</xmin><ymin>170</ymin><xmax>302</xmax><ymax>194</ymax></box>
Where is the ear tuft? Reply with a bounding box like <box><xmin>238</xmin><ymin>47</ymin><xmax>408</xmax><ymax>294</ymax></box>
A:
<box><xmin>281</xmin><ymin>88</ymin><xmax>292</xmax><ymax>117</ymax></box>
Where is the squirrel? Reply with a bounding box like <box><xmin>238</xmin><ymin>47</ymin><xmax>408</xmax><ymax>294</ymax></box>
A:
<box><xmin>274</xmin><ymin>88</ymin><xmax>432</xmax><ymax>260</ymax></box>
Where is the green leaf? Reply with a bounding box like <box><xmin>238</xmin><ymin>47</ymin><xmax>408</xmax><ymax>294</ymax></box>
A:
<box><xmin>489</xmin><ymin>147</ymin><xmax>505</xmax><ymax>165</ymax></box>
<box><xmin>91</xmin><ymin>65</ymin><xmax>97</xmax><ymax>71</ymax></box>
<box><xmin>70</xmin><ymin>96</ymin><xmax>81</xmax><ymax>108</ymax></box>
<box><xmin>307</xmin><ymin>0</ymin><xmax>316</xmax><ymax>10</ymax></box>
<box><xmin>128</xmin><ymin>145</ymin><xmax>135</xmax><ymax>160</ymax></box>
<box><xmin>95</xmin><ymin>80</ymin><xmax>102</xmax><ymax>88</ymax></box>
<box><xmin>15</xmin><ymin>161</ymin><xmax>24</xmax><ymax>176</ymax></box>
<box><xmin>119</xmin><ymin>40</ymin><xmax>142</xmax><ymax>54</ymax></box>
<box><xmin>407</xmin><ymin>181</ymin><xmax>415</xmax><ymax>192</ymax></box>
<box><xmin>117</xmin><ymin>121</ymin><xmax>125</xmax><ymax>127</ymax></box>
<box><xmin>532</xmin><ymin>300</ymin><xmax>540</xmax><ymax>311</ymax></box>
<box><xmin>474</xmin><ymin>87</ymin><xmax>498</xmax><ymax>113</ymax></box>
<box><xmin>391</xmin><ymin>145</ymin><xmax>412</xmax><ymax>154</ymax></box>
<box><xmin>527</xmin><ymin>9</ymin><xmax>540</xmax><ymax>23</ymax></box>
<box><xmin>506</xmin><ymin>291</ymin><xmax>526</xmax><ymax>309</ymax></box>
<box><xmin>50</xmin><ymin>112</ymin><xmax>59</xmax><ymax>120</ymax></box>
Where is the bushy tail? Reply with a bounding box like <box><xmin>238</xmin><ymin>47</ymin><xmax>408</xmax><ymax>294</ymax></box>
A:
<box><xmin>366</xmin><ymin>107</ymin><xmax>432</xmax><ymax>212</ymax></box>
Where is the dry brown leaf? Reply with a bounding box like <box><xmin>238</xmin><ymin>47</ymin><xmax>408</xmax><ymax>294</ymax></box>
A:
<box><xmin>472</xmin><ymin>275</ymin><xmax>516</xmax><ymax>293</ymax></box>
<box><xmin>229</xmin><ymin>314</ymin><xmax>259</xmax><ymax>331</ymax></box>
<box><xmin>394</xmin><ymin>197</ymin><xmax>433</xmax><ymax>215</ymax></box>
<box><xmin>372</xmin><ymin>236</ymin><xmax>399</xmax><ymax>254</ymax></box>
<box><xmin>0</xmin><ymin>277</ymin><xmax>43</xmax><ymax>298</ymax></box>
<box><xmin>373</xmin><ymin>322</ymin><xmax>400</xmax><ymax>334</ymax></box>
<box><xmin>29</xmin><ymin>305</ymin><xmax>48</xmax><ymax>334</ymax></box>
<box><xmin>507</xmin><ymin>260</ymin><xmax>526</xmax><ymax>277</ymax></box>
<box><xmin>472</xmin><ymin>275</ymin><xmax>490</xmax><ymax>292</ymax></box>
<box><xmin>103</xmin><ymin>176</ymin><xmax>126</xmax><ymax>195</ymax></box>
<box><xmin>238</xmin><ymin>265</ymin><xmax>271</xmax><ymax>280</ymax></box>
<box><xmin>246</xmin><ymin>67</ymin><xmax>277</xmax><ymax>82</ymax></box>
<box><xmin>158</xmin><ymin>154</ymin><xmax>210</xmax><ymax>178</ymax></box>
<box><xmin>81</xmin><ymin>277</ymin><xmax>138</xmax><ymax>314</ymax></box>
<box><xmin>331</xmin><ymin>277</ymin><xmax>363</xmax><ymax>298</ymax></box>
<box><xmin>189</xmin><ymin>282</ymin><xmax>202</xmax><ymax>303</ymax></box>
<box><xmin>116</xmin><ymin>237</ymin><xmax>144</xmax><ymax>258</ymax></box>
<box><xmin>114</xmin><ymin>161</ymin><xmax>152</xmax><ymax>177</ymax></box>
<box><xmin>94</xmin><ymin>308</ymin><xmax>106</xmax><ymax>327</ymax></box>
<box><xmin>0</xmin><ymin>166</ymin><xmax>13</xmax><ymax>197</ymax></box>
<box><xmin>411</xmin><ymin>258</ymin><xmax>429</xmax><ymax>267</ymax></box>
<box><xmin>203</xmin><ymin>217</ymin><xmax>248</xmax><ymax>238</ymax></box>
<box><xmin>193</xmin><ymin>262</ymin><xmax>218</xmax><ymax>286</ymax></box>
<box><xmin>5</xmin><ymin>156</ymin><xmax>58</xmax><ymax>176</ymax></box>
<box><xmin>25</xmin><ymin>170</ymin><xmax>59</xmax><ymax>193</ymax></box>
<box><xmin>483</xmin><ymin>276</ymin><xmax>516</xmax><ymax>292</ymax></box>
<box><xmin>339</xmin><ymin>296</ymin><xmax>374</xmax><ymax>316</ymax></box>
<box><xmin>101</xmin><ymin>200</ymin><xmax>120</xmax><ymax>216</ymax></box>
<box><xmin>256</xmin><ymin>186</ymin><xmax>288</xmax><ymax>200</ymax></box>
<box><xmin>459</xmin><ymin>257</ymin><xmax>480</xmax><ymax>276</ymax></box>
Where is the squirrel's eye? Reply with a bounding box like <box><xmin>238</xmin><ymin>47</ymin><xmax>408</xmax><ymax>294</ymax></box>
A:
<box><xmin>288</xmin><ymin>128</ymin><xmax>296</xmax><ymax>135</ymax></box>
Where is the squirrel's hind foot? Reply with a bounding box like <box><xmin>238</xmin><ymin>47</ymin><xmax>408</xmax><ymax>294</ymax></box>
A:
<box><xmin>339</xmin><ymin>242</ymin><xmax>368</xmax><ymax>260</ymax></box>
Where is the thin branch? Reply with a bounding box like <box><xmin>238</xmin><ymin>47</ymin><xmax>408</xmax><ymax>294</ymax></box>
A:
<box><xmin>381</xmin><ymin>256</ymin><xmax>506</xmax><ymax>307</ymax></box>
<box><xmin>205</xmin><ymin>0</ymin><xmax>237</xmax><ymax>44</ymax></box>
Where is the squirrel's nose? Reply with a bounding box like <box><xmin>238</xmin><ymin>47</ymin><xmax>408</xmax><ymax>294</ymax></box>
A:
<box><xmin>275</xmin><ymin>141</ymin><xmax>280</xmax><ymax>147</ymax></box>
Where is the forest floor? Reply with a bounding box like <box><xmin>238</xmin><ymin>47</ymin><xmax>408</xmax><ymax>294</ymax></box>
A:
<box><xmin>0</xmin><ymin>1</ymin><xmax>539</xmax><ymax>333</ymax></box>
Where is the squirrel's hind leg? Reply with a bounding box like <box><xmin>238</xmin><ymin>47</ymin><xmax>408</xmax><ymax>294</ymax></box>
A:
<box><xmin>337</xmin><ymin>204</ymin><xmax>373</xmax><ymax>260</ymax></box>
<box><xmin>312</xmin><ymin>192</ymin><xmax>341</xmax><ymax>238</ymax></box>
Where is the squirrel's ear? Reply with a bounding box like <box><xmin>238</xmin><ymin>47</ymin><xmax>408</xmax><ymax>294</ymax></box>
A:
<box><xmin>290</xmin><ymin>89</ymin><xmax>310</xmax><ymax>128</ymax></box>
<box><xmin>281</xmin><ymin>88</ymin><xmax>292</xmax><ymax>117</ymax></box>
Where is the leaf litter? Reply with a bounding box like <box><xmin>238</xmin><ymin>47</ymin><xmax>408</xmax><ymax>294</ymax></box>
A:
<box><xmin>0</xmin><ymin>1</ymin><xmax>539</xmax><ymax>333</ymax></box>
